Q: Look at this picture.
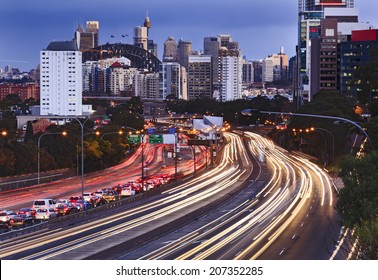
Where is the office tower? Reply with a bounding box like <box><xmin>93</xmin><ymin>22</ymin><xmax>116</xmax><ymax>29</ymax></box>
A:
<box><xmin>339</xmin><ymin>29</ymin><xmax>378</xmax><ymax>98</ymax></box>
<box><xmin>204</xmin><ymin>36</ymin><xmax>221</xmax><ymax>90</ymax></box>
<box><xmin>148</xmin><ymin>39</ymin><xmax>158</xmax><ymax>57</ymax></box>
<box><xmin>40</xmin><ymin>41</ymin><xmax>82</xmax><ymax>116</ymax></box>
<box><xmin>253</xmin><ymin>60</ymin><xmax>263</xmax><ymax>83</ymax></box>
<box><xmin>309</xmin><ymin>7</ymin><xmax>371</xmax><ymax>99</ymax></box>
<box><xmin>187</xmin><ymin>55</ymin><xmax>212</xmax><ymax>99</ymax></box>
<box><xmin>264</xmin><ymin>48</ymin><xmax>289</xmax><ymax>82</ymax></box>
<box><xmin>262</xmin><ymin>58</ymin><xmax>274</xmax><ymax>83</ymax></box>
<box><xmin>160</xmin><ymin>62</ymin><xmax>182</xmax><ymax>100</ymax></box>
<box><xmin>242</xmin><ymin>61</ymin><xmax>254</xmax><ymax>84</ymax></box>
<box><xmin>134</xmin><ymin>26</ymin><xmax>148</xmax><ymax>50</ymax></box>
<box><xmin>86</xmin><ymin>21</ymin><xmax>99</xmax><ymax>47</ymax></box>
<box><xmin>4</xmin><ymin>65</ymin><xmax>12</xmax><ymax>73</ymax></box>
<box><xmin>296</xmin><ymin>0</ymin><xmax>355</xmax><ymax>106</ymax></box>
<box><xmin>75</xmin><ymin>21</ymin><xmax>99</xmax><ymax>51</ymax></box>
<box><xmin>163</xmin><ymin>37</ymin><xmax>178</xmax><ymax>62</ymax></box>
<box><xmin>177</xmin><ymin>39</ymin><xmax>192</xmax><ymax>71</ymax></box>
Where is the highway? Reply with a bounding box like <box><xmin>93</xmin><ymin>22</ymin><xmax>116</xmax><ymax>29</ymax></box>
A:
<box><xmin>0</xmin><ymin>132</ymin><xmax>343</xmax><ymax>260</ymax></box>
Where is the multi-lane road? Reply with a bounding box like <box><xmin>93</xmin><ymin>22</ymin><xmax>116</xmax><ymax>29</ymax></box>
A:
<box><xmin>0</xmin><ymin>131</ymin><xmax>346</xmax><ymax>260</ymax></box>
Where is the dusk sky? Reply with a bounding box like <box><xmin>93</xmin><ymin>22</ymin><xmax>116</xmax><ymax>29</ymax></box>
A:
<box><xmin>1</xmin><ymin>0</ymin><xmax>377</xmax><ymax>71</ymax></box>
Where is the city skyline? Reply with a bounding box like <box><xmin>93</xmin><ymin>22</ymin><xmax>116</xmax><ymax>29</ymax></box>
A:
<box><xmin>1</xmin><ymin>0</ymin><xmax>377</xmax><ymax>71</ymax></box>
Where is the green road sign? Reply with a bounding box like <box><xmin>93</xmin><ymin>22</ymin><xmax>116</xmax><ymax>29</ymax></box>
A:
<box><xmin>128</xmin><ymin>134</ymin><xmax>141</xmax><ymax>144</ymax></box>
<box><xmin>148</xmin><ymin>134</ymin><xmax>163</xmax><ymax>144</ymax></box>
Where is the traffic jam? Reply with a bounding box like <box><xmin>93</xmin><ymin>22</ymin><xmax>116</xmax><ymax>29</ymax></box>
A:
<box><xmin>0</xmin><ymin>174</ymin><xmax>174</xmax><ymax>232</ymax></box>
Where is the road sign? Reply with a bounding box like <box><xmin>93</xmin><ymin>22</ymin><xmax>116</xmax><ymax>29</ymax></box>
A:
<box><xmin>128</xmin><ymin>134</ymin><xmax>141</xmax><ymax>144</ymax></box>
<box><xmin>149</xmin><ymin>134</ymin><xmax>163</xmax><ymax>144</ymax></box>
<box><xmin>147</xmin><ymin>128</ymin><xmax>155</xmax><ymax>134</ymax></box>
<box><xmin>169</xmin><ymin>128</ymin><xmax>176</xmax><ymax>134</ymax></box>
<box><xmin>188</xmin><ymin>139</ymin><xmax>211</xmax><ymax>146</ymax></box>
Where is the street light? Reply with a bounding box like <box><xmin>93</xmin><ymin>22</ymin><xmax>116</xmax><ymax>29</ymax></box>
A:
<box><xmin>100</xmin><ymin>130</ymin><xmax>123</xmax><ymax>140</ymax></box>
<box><xmin>72</xmin><ymin>115</ymin><xmax>107</xmax><ymax>200</ymax></box>
<box><xmin>37</xmin><ymin>131</ymin><xmax>67</xmax><ymax>185</ymax></box>
<box><xmin>241</xmin><ymin>109</ymin><xmax>371</xmax><ymax>142</ymax></box>
<box><xmin>315</xmin><ymin>127</ymin><xmax>335</xmax><ymax>165</ymax></box>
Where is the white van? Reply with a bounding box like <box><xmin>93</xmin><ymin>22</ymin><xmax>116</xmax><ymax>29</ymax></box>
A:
<box><xmin>32</xmin><ymin>198</ymin><xmax>56</xmax><ymax>211</ymax></box>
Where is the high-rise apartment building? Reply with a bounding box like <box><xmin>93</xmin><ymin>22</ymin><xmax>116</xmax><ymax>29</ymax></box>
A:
<box><xmin>187</xmin><ymin>55</ymin><xmax>212</xmax><ymax>99</ymax></box>
<box><xmin>40</xmin><ymin>41</ymin><xmax>82</xmax><ymax>116</ymax></box>
<box><xmin>159</xmin><ymin>62</ymin><xmax>182</xmax><ymax>100</ymax></box>
<box><xmin>218</xmin><ymin>46</ymin><xmax>242</xmax><ymax>101</ymax></box>
<box><xmin>134</xmin><ymin>72</ymin><xmax>160</xmax><ymax>99</ymax></box>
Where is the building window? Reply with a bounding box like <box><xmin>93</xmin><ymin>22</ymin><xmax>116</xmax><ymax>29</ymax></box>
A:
<box><xmin>325</xmin><ymin>29</ymin><xmax>334</xmax><ymax>37</ymax></box>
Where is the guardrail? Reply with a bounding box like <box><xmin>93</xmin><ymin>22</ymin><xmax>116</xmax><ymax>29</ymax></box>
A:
<box><xmin>0</xmin><ymin>170</ymin><xmax>205</xmax><ymax>241</ymax></box>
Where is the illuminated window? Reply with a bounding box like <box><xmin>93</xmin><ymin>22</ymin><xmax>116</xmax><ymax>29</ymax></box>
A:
<box><xmin>325</xmin><ymin>29</ymin><xmax>334</xmax><ymax>37</ymax></box>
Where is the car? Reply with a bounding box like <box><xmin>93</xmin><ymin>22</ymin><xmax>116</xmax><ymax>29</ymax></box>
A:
<box><xmin>32</xmin><ymin>198</ymin><xmax>56</xmax><ymax>211</ymax></box>
<box><xmin>89</xmin><ymin>196</ymin><xmax>107</xmax><ymax>207</ymax></box>
<box><xmin>92</xmin><ymin>190</ymin><xmax>105</xmax><ymax>197</ymax></box>
<box><xmin>69</xmin><ymin>196</ymin><xmax>81</xmax><ymax>203</ymax></box>
<box><xmin>18</xmin><ymin>208</ymin><xmax>36</xmax><ymax>217</ymax></box>
<box><xmin>131</xmin><ymin>184</ymin><xmax>142</xmax><ymax>194</ymax></box>
<box><xmin>54</xmin><ymin>203</ymin><xmax>79</xmax><ymax>216</ymax></box>
<box><xmin>112</xmin><ymin>184</ymin><xmax>123</xmax><ymax>194</ymax></box>
<box><xmin>121</xmin><ymin>186</ymin><xmax>136</xmax><ymax>197</ymax></box>
<box><xmin>35</xmin><ymin>208</ymin><xmax>58</xmax><ymax>221</ymax></box>
<box><xmin>82</xmin><ymin>193</ymin><xmax>92</xmax><ymax>202</ymax></box>
<box><xmin>9</xmin><ymin>214</ymin><xmax>35</xmax><ymax>228</ymax></box>
<box><xmin>56</xmin><ymin>199</ymin><xmax>70</xmax><ymax>205</ymax></box>
<box><xmin>0</xmin><ymin>210</ymin><xmax>17</xmax><ymax>224</ymax></box>
<box><xmin>73</xmin><ymin>200</ymin><xmax>93</xmax><ymax>211</ymax></box>
<box><xmin>102</xmin><ymin>190</ymin><xmax>120</xmax><ymax>202</ymax></box>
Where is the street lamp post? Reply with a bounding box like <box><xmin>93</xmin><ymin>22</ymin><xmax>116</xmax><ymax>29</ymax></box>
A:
<box><xmin>38</xmin><ymin>131</ymin><xmax>67</xmax><ymax>185</ymax></box>
<box><xmin>100</xmin><ymin>130</ymin><xmax>123</xmax><ymax>140</ymax></box>
<box><xmin>315</xmin><ymin>127</ymin><xmax>335</xmax><ymax>165</ymax></box>
<box><xmin>71</xmin><ymin>115</ymin><xmax>107</xmax><ymax>200</ymax></box>
<box><xmin>241</xmin><ymin>109</ymin><xmax>371</xmax><ymax>142</ymax></box>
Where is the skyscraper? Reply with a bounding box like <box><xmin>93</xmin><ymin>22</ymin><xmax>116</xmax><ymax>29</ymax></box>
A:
<box><xmin>75</xmin><ymin>21</ymin><xmax>99</xmax><ymax>51</ymax></box>
<box><xmin>160</xmin><ymin>62</ymin><xmax>182</xmax><ymax>100</ymax></box>
<box><xmin>177</xmin><ymin>40</ymin><xmax>192</xmax><ymax>71</ymax></box>
<box><xmin>40</xmin><ymin>41</ymin><xmax>82</xmax><ymax>116</ymax></box>
<box><xmin>187</xmin><ymin>55</ymin><xmax>212</xmax><ymax>99</ymax></box>
<box><xmin>295</xmin><ymin>0</ymin><xmax>355</xmax><ymax>106</ymax></box>
<box><xmin>134</xmin><ymin>26</ymin><xmax>148</xmax><ymax>50</ymax></box>
<box><xmin>204</xmin><ymin>37</ymin><xmax>221</xmax><ymax>90</ymax></box>
<box><xmin>163</xmin><ymin>37</ymin><xmax>178</xmax><ymax>62</ymax></box>
<box><xmin>218</xmin><ymin>46</ymin><xmax>242</xmax><ymax>101</ymax></box>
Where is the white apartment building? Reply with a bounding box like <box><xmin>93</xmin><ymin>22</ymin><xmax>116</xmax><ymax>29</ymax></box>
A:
<box><xmin>219</xmin><ymin>47</ymin><xmax>242</xmax><ymax>101</ymax></box>
<box><xmin>134</xmin><ymin>72</ymin><xmax>160</xmax><ymax>99</ymax></box>
<box><xmin>219</xmin><ymin>55</ymin><xmax>242</xmax><ymax>101</ymax></box>
<box><xmin>40</xmin><ymin>41</ymin><xmax>82</xmax><ymax>116</ymax></box>
<box><xmin>262</xmin><ymin>58</ymin><xmax>274</xmax><ymax>82</ymax></box>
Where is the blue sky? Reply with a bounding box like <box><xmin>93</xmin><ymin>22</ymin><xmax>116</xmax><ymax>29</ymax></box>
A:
<box><xmin>0</xmin><ymin>0</ymin><xmax>377</xmax><ymax>71</ymax></box>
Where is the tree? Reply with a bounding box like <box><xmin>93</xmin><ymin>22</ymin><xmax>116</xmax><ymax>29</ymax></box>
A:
<box><xmin>24</xmin><ymin>121</ymin><xmax>34</xmax><ymax>142</ymax></box>
<box><xmin>337</xmin><ymin>152</ymin><xmax>378</xmax><ymax>259</ymax></box>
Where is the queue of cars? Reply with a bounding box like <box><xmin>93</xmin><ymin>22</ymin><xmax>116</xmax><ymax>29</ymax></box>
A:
<box><xmin>0</xmin><ymin>174</ymin><xmax>175</xmax><ymax>232</ymax></box>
